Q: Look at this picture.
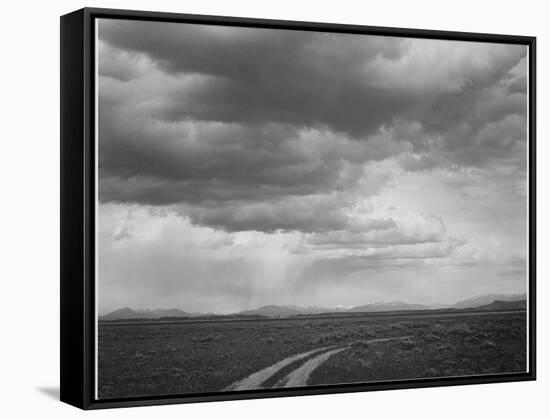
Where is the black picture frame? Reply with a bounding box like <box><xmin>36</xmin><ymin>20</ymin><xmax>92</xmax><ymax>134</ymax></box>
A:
<box><xmin>60</xmin><ymin>7</ymin><xmax>536</xmax><ymax>410</ymax></box>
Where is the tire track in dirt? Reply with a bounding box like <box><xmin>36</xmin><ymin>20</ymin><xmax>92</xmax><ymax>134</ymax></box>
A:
<box><xmin>275</xmin><ymin>336</ymin><xmax>414</xmax><ymax>388</ymax></box>
<box><xmin>226</xmin><ymin>336</ymin><xmax>413</xmax><ymax>391</ymax></box>
<box><xmin>274</xmin><ymin>347</ymin><xmax>349</xmax><ymax>388</ymax></box>
<box><xmin>224</xmin><ymin>346</ymin><xmax>335</xmax><ymax>391</ymax></box>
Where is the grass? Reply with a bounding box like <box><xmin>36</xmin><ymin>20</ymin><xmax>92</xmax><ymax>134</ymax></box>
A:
<box><xmin>98</xmin><ymin>312</ymin><xmax>526</xmax><ymax>399</ymax></box>
<box><xmin>311</xmin><ymin>314</ymin><xmax>526</xmax><ymax>385</ymax></box>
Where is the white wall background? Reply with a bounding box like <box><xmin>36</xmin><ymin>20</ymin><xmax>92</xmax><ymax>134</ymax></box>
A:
<box><xmin>0</xmin><ymin>0</ymin><xmax>546</xmax><ymax>416</ymax></box>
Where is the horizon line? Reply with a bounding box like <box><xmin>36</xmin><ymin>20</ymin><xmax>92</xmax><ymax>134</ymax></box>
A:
<box><xmin>99</xmin><ymin>292</ymin><xmax>527</xmax><ymax>317</ymax></box>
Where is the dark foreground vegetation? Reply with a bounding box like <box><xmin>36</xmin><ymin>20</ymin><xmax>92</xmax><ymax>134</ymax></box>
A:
<box><xmin>98</xmin><ymin>311</ymin><xmax>526</xmax><ymax>399</ymax></box>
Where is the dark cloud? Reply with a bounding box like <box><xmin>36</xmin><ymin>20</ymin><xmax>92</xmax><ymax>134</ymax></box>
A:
<box><xmin>301</xmin><ymin>213</ymin><xmax>447</xmax><ymax>249</ymax></box>
<box><xmin>507</xmin><ymin>75</ymin><xmax>527</xmax><ymax>95</ymax></box>
<box><xmin>98</xmin><ymin>117</ymin><xmax>403</xmax><ymax>206</ymax></box>
<box><xmin>182</xmin><ymin>198</ymin><xmax>396</xmax><ymax>234</ymax></box>
<box><xmin>99</xmin><ymin>20</ymin><xmax>411</xmax><ymax>137</ymax></box>
<box><xmin>100</xmin><ymin>21</ymin><xmax>404</xmax><ymax>78</ymax></box>
<box><xmin>97</xmin><ymin>19</ymin><xmax>527</xmax><ymax>235</ymax></box>
<box><xmin>452</xmin><ymin>114</ymin><xmax>527</xmax><ymax>166</ymax></box>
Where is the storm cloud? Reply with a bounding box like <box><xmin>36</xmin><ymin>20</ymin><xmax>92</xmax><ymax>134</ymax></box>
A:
<box><xmin>96</xmin><ymin>19</ymin><xmax>528</xmax><ymax>313</ymax></box>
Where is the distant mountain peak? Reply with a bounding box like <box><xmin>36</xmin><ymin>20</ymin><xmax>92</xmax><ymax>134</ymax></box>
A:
<box><xmin>348</xmin><ymin>301</ymin><xmax>429</xmax><ymax>313</ymax></box>
<box><xmin>100</xmin><ymin>307</ymin><xmax>190</xmax><ymax>321</ymax></box>
<box><xmin>452</xmin><ymin>293</ymin><xmax>526</xmax><ymax>309</ymax></box>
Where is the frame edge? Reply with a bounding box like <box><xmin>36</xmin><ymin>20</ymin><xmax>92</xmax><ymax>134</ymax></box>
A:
<box><xmin>60</xmin><ymin>8</ymin><xmax>90</xmax><ymax>410</ymax></box>
<box><xmin>63</xmin><ymin>7</ymin><xmax>537</xmax><ymax>409</ymax></box>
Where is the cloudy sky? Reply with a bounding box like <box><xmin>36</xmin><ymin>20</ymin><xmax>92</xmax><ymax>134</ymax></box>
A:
<box><xmin>96</xmin><ymin>18</ymin><xmax>528</xmax><ymax>315</ymax></box>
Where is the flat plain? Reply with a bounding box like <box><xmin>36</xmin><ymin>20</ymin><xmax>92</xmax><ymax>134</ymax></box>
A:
<box><xmin>97</xmin><ymin>310</ymin><xmax>526</xmax><ymax>399</ymax></box>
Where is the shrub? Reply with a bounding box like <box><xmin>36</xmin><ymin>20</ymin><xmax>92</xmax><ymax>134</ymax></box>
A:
<box><xmin>481</xmin><ymin>341</ymin><xmax>497</xmax><ymax>350</ymax></box>
<box><xmin>448</xmin><ymin>323</ymin><xmax>473</xmax><ymax>336</ymax></box>
<box><xmin>133</xmin><ymin>351</ymin><xmax>145</xmax><ymax>359</ymax></box>
<box><xmin>398</xmin><ymin>339</ymin><xmax>415</xmax><ymax>350</ymax></box>
<box><xmin>425</xmin><ymin>368</ymin><xmax>440</xmax><ymax>377</ymax></box>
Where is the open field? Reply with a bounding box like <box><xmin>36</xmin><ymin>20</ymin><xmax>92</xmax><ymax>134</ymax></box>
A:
<box><xmin>98</xmin><ymin>311</ymin><xmax>526</xmax><ymax>399</ymax></box>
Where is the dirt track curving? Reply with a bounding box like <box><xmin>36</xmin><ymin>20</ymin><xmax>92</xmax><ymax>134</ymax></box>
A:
<box><xmin>225</xmin><ymin>335</ymin><xmax>414</xmax><ymax>391</ymax></box>
<box><xmin>275</xmin><ymin>346</ymin><xmax>350</xmax><ymax>388</ymax></box>
<box><xmin>224</xmin><ymin>346</ymin><xmax>334</xmax><ymax>391</ymax></box>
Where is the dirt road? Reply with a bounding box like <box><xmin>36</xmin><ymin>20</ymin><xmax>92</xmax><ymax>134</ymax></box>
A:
<box><xmin>225</xmin><ymin>336</ymin><xmax>413</xmax><ymax>390</ymax></box>
<box><xmin>224</xmin><ymin>346</ymin><xmax>334</xmax><ymax>391</ymax></box>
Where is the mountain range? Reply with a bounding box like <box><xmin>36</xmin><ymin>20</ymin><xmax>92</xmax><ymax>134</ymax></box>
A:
<box><xmin>100</xmin><ymin>292</ymin><xmax>527</xmax><ymax>321</ymax></box>
<box><xmin>449</xmin><ymin>293</ymin><xmax>526</xmax><ymax>309</ymax></box>
<box><xmin>100</xmin><ymin>307</ymin><xmax>192</xmax><ymax>321</ymax></box>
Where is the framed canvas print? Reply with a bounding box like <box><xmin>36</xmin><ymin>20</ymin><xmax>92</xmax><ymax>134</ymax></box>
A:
<box><xmin>60</xmin><ymin>7</ymin><xmax>536</xmax><ymax>410</ymax></box>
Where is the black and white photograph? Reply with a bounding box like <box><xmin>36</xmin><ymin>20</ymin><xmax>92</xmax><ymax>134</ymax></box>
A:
<box><xmin>95</xmin><ymin>17</ymin><xmax>531</xmax><ymax>400</ymax></box>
